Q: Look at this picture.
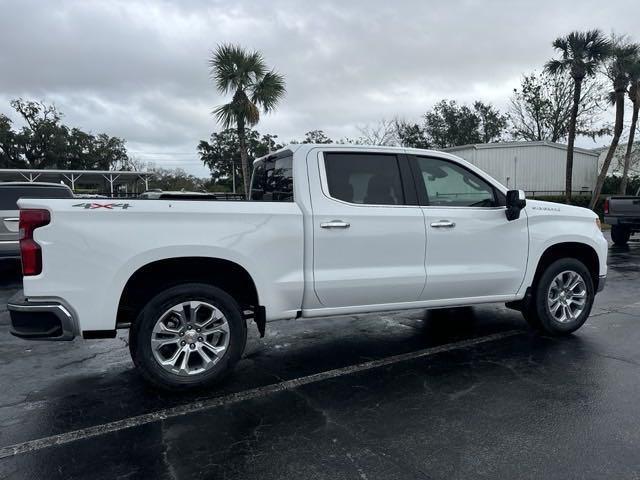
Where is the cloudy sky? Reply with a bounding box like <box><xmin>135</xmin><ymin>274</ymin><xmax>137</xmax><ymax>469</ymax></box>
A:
<box><xmin>1</xmin><ymin>0</ymin><xmax>639</xmax><ymax>177</ymax></box>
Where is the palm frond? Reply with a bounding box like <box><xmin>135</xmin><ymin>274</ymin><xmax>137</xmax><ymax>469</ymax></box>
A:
<box><xmin>209</xmin><ymin>43</ymin><xmax>267</xmax><ymax>94</ymax></box>
<box><xmin>551</xmin><ymin>37</ymin><xmax>569</xmax><ymax>56</ymax></box>
<box><xmin>544</xmin><ymin>59</ymin><xmax>568</xmax><ymax>75</ymax></box>
<box><xmin>212</xmin><ymin>103</ymin><xmax>237</xmax><ymax>129</ymax></box>
<box><xmin>251</xmin><ymin>70</ymin><xmax>286</xmax><ymax>112</ymax></box>
<box><xmin>607</xmin><ymin>40</ymin><xmax>640</xmax><ymax>83</ymax></box>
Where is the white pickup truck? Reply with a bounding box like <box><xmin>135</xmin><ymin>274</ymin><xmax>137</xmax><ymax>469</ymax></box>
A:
<box><xmin>8</xmin><ymin>145</ymin><xmax>608</xmax><ymax>390</ymax></box>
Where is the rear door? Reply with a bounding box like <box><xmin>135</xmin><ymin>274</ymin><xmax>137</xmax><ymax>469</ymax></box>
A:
<box><xmin>310</xmin><ymin>150</ymin><xmax>427</xmax><ymax>308</ymax></box>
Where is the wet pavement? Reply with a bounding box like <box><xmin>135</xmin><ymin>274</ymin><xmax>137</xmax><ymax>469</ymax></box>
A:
<box><xmin>1</xmin><ymin>233</ymin><xmax>639</xmax><ymax>479</ymax></box>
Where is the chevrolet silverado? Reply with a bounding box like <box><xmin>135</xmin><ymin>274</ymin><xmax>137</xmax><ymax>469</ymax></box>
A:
<box><xmin>8</xmin><ymin>145</ymin><xmax>608</xmax><ymax>390</ymax></box>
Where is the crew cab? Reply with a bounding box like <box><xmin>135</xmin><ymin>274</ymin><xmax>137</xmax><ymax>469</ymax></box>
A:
<box><xmin>8</xmin><ymin>145</ymin><xmax>608</xmax><ymax>390</ymax></box>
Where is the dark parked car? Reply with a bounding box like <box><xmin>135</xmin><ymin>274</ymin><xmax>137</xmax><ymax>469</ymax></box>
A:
<box><xmin>604</xmin><ymin>188</ymin><xmax>640</xmax><ymax>246</ymax></box>
<box><xmin>0</xmin><ymin>182</ymin><xmax>74</xmax><ymax>260</ymax></box>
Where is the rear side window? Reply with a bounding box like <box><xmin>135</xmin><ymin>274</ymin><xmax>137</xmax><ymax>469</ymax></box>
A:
<box><xmin>250</xmin><ymin>155</ymin><xmax>294</xmax><ymax>202</ymax></box>
<box><xmin>0</xmin><ymin>186</ymin><xmax>72</xmax><ymax>210</ymax></box>
<box><xmin>324</xmin><ymin>153</ymin><xmax>405</xmax><ymax>205</ymax></box>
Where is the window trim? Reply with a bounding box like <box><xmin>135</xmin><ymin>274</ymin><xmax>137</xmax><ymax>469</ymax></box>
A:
<box><xmin>408</xmin><ymin>155</ymin><xmax>506</xmax><ymax>209</ymax></box>
<box><xmin>318</xmin><ymin>151</ymin><xmax>418</xmax><ymax>208</ymax></box>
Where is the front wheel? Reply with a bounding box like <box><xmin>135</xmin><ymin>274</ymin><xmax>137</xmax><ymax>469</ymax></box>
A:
<box><xmin>129</xmin><ymin>283</ymin><xmax>247</xmax><ymax>391</ymax></box>
<box><xmin>523</xmin><ymin>258</ymin><xmax>595</xmax><ymax>336</ymax></box>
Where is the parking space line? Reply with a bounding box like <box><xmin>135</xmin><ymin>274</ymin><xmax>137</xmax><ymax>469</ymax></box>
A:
<box><xmin>0</xmin><ymin>329</ymin><xmax>523</xmax><ymax>460</ymax></box>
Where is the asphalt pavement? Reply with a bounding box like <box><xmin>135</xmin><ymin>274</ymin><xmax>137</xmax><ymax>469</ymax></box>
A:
<box><xmin>1</xmin><ymin>233</ymin><xmax>639</xmax><ymax>479</ymax></box>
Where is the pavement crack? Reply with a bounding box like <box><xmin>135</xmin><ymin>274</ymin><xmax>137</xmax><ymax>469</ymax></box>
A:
<box><xmin>55</xmin><ymin>352</ymin><xmax>101</xmax><ymax>369</ymax></box>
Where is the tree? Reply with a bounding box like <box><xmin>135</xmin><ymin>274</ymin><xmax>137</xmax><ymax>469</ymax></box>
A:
<box><xmin>591</xmin><ymin>40</ymin><xmax>640</xmax><ymax>208</ymax></box>
<box><xmin>198</xmin><ymin>128</ymin><xmax>282</xmax><ymax>191</ymax></box>
<box><xmin>422</xmin><ymin>100</ymin><xmax>506</xmax><ymax>149</ymax></box>
<box><xmin>10</xmin><ymin>99</ymin><xmax>68</xmax><ymax>168</ymax></box>
<box><xmin>545</xmin><ymin>29</ymin><xmax>612</xmax><ymax>202</ymax></box>
<box><xmin>356</xmin><ymin>119</ymin><xmax>399</xmax><ymax>146</ymax></box>
<box><xmin>209</xmin><ymin>44</ymin><xmax>286</xmax><ymax>197</ymax></box>
<box><xmin>145</xmin><ymin>166</ymin><xmax>206</xmax><ymax>192</ymax></box>
<box><xmin>474</xmin><ymin>101</ymin><xmax>507</xmax><ymax>144</ymax></box>
<box><xmin>424</xmin><ymin>100</ymin><xmax>481</xmax><ymax>148</ymax></box>
<box><xmin>619</xmin><ymin>55</ymin><xmax>640</xmax><ymax>194</ymax></box>
<box><xmin>395</xmin><ymin>120</ymin><xmax>431</xmax><ymax>149</ymax></box>
<box><xmin>0</xmin><ymin>98</ymin><xmax>129</xmax><ymax>170</ymax></box>
<box><xmin>509</xmin><ymin>71</ymin><xmax>608</xmax><ymax>142</ymax></box>
<box><xmin>0</xmin><ymin>114</ymin><xmax>22</xmax><ymax>167</ymax></box>
<box><xmin>301</xmin><ymin>130</ymin><xmax>333</xmax><ymax>144</ymax></box>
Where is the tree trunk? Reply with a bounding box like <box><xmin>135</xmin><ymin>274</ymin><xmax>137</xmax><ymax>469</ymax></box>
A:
<box><xmin>237</xmin><ymin>119</ymin><xmax>250</xmax><ymax>198</ymax></box>
<box><xmin>590</xmin><ymin>90</ymin><xmax>626</xmax><ymax>209</ymax></box>
<box><xmin>565</xmin><ymin>78</ymin><xmax>582</xmax><ymax>203</ymax></box>
<box><xmin>619</xmin><ymin>90</ymin><xmax>639</xmax><ymax>195</ymax></box>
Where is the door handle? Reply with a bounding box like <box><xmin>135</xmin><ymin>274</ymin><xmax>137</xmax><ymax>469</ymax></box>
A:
<box><xmin>430</xmin><ymin>220</ymin><xmax>456</xmax><ymax>229</ymax></box>
<box><xmin>4</xmin><ymin>218</ymin><xmax>18</xmax><ymax>222</ymax></box>
<box><xmin>320</xmin><ymin>220</ymin><xmax>350</xmax><ymax>229</ymax></box>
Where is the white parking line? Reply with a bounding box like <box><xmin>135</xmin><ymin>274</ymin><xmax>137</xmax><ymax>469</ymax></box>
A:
<box><xmin>0</xmin><ymin>329</ymin><xmax>523</xmax><ymax>460</ymax></box>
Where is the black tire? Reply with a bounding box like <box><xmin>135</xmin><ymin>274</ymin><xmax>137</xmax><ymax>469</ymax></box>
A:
<box><xmin>129</xmin><ymin>283</ymin><xmax>247</xmax><ymax>391</ymax></box>
<box><xmin>523</xmin><ymin>258</ymin><xmax>595</xmax><ymax>336</ymax></box>
<box><xmin>611</xmin><ymin>225</ymin><xmax>630</xmax><ymax>246</ymax></box>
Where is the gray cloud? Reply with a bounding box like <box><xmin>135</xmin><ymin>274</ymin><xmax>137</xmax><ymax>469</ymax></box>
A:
<box><xmin>1</xmin><ymin>0</ymin><xmax>638</xmax><ymax>176</ymax></box>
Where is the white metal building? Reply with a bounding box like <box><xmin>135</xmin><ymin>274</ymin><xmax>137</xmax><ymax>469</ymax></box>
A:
<box><xmin>444</xmin><ymin>141</ymin><xmax>599</xmax><ymax>195</ymax></box>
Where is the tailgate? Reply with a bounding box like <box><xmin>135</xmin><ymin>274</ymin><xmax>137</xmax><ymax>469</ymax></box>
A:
<box><xmin>609</xmin><ymin>197</ymin><xmax>640</xmax><ymax>216</ymax></box>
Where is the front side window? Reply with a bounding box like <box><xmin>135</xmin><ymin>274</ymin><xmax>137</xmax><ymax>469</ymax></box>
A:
<box><xmin>413</xmin><ymin>156</ymin><xmax>499</xmax><ymax>207</ymax></box>
<box><xmin>324</xmin><ymin>153</ymin><xmax>405</xmax><ymax>205</ymax></box>
<box><xmin>250</xmin><ymin>155</ymin><xmax>293</xmax><ymax>202</ymax></box>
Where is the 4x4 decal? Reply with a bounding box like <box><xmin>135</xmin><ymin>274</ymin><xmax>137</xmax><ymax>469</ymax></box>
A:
<box><xmin>72</xmin><ymin>203</ymin><xmax>132</xmax><ymax>210</ymax></box>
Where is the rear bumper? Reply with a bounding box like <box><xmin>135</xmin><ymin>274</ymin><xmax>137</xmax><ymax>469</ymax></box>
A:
<box><xmin>8</xmin><ymin>291</ymin><xmax>77</xmax><ymax>341</ymax></box>
<box><xmin>604</xmin><ymin>215</ymin><xmax>640</xmax><ymax>229</ymax></box>
<box><xmin>597</xmin><ymin>275</ymin><xmax>606</xmax><ymax>293</ymax></box>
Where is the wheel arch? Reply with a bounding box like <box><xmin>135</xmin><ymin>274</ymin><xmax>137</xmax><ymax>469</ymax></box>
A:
<box><xmin>531</xmin><ymin>242</ymin><xmax>600</xmax><ymax>290</ymax></box>
<box><xmin>117</xmin><ymin>257</ymin><xmax>262</xmax><ymax>333</ymax></box>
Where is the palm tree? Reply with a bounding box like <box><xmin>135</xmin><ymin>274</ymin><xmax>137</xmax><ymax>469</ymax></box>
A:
<box><xmin>619</xmin><ymin>56</ymin><xmax>640</xmax><ymax>195</ymax></box>
<box><xmin>545</xmin><ymin>30</ymin><xmax>611</xmax><ymax>203</ymax></box>
<box><xmin>209</xmin><ymin>44</ymin><xmax>286</xmax><ymax>196</ymax></box>
<box><xmin>590</xmin><ymin>40</ymin><xmax>640</xmax><ymax>209</ymax></box>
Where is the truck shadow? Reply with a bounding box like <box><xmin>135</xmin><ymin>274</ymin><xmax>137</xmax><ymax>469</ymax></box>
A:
<box><xmin>0</xmin><ymin>304</ymin><xmax>532</xmax><ymax>448</ymax></box>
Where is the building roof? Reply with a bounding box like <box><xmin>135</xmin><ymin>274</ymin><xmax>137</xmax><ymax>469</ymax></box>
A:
<box><xmin>0</xmin><ymin>169</ymin><xmax>153</xmax><ymax>183</ymax></box>
<box><xmin>444</xmin><ymin>140</ymin><xmax>600</xmax><ymax>157</ymax></box>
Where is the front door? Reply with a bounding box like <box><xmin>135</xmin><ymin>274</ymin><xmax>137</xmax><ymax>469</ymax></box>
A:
<box><xmin>310</xmin><ymin>151</ymin><xmax>426</xmax><ymax>308</ymax></box>
<box><xmin>409</xmin><ymin>155</ymin><xmax>529</xmax><ymax>301</ymax></box>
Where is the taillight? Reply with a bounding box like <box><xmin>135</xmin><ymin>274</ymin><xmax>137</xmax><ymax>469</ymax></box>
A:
<box><xmin>604</xmin><ymin>198</ymin><xmax>609</xmax><ymax>215</ymax></box>
<box><xmin>19</xmin><ymin>209</ymin><xmax>50</xmax><ymax>276</ymax></box>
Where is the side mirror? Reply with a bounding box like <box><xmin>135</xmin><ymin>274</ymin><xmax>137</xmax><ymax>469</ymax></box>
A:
<box><xmin>506</xmin><ymin>189</ymin><xmax>526</xmax><ymax>221</ymax></box>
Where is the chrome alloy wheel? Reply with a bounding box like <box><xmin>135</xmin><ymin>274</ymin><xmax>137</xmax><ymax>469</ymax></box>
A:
<box><xmin>547</xmin><ymin>270</ymin><xmax>588</xmax><ymax>323</ymax></box>
<box><xmin>151</xmin><ymin>301</ymin><xmax>230</xmax><ymax>376</ymax></box>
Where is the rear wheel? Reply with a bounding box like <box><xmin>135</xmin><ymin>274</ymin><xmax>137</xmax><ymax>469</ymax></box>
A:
<box><xmin>611</xmin><ymin>225</ymin><xmax>630</xmax><ymax>246</ymax></box>
<box><xmin>129</xmin><ymin>283</ymin><xmax>247</xmax><ymax>391</ymax></box>
<box><xmin>523</xmin><ymin>258</ymin><xmax>594</xmax><ymax>336</ymax></box>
